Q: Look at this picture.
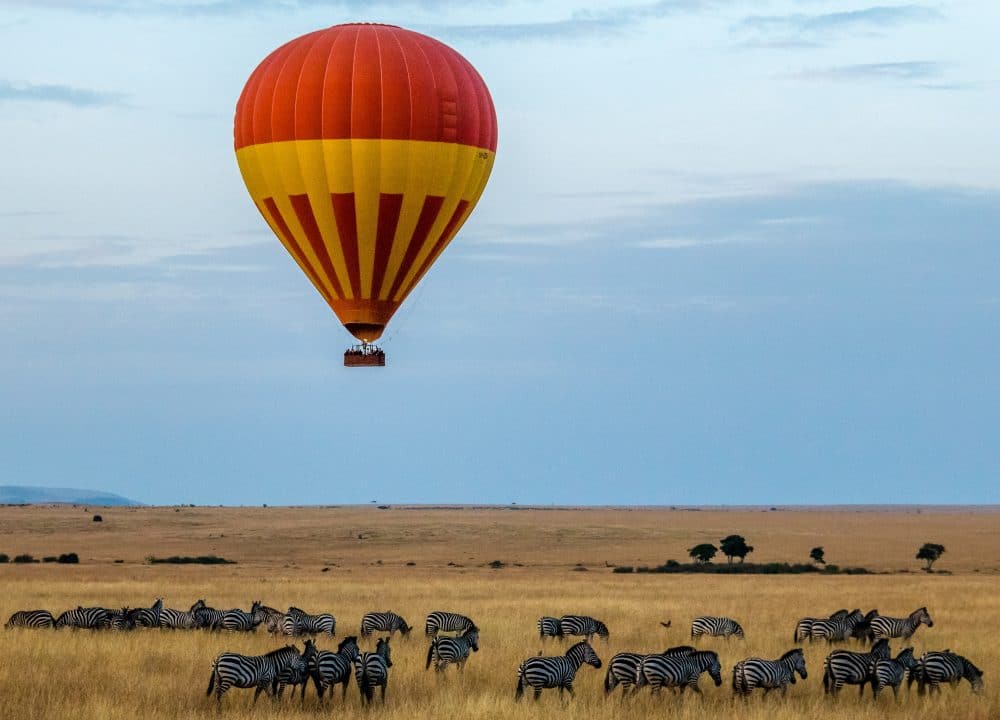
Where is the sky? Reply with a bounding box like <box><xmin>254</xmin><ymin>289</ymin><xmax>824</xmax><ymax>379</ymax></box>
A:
<box><xmin>1</xmin><ymin>0</ymin><xmax>997</xmax><ymax>506</ymax></box>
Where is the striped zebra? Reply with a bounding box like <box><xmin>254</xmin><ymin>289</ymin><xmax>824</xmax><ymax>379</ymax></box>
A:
<box><xmin>869</xmin><ymin>607</ymin><xmax>933</xmax><ymax>641</ymax></box>
<box><xmin>105</xmin><ymin>607</ymin><xmax>137</xmax><ymax>631</ymax></box>
<box><xmin>559</xmin><ymin>615</ymin><xmax>609</xmax><ymax>642</ymax></box>
<box><xmin>604</xmin><ymin>646</ymin><xmax>694</xmax><ymax>696</ymax></box>
<box><xmin>220</xmin><ymin>600</ymin><xmax>266</xmax><ymax>632</ymax></box>
<box><xmin>206</xmin><ymin>644</ymin><xmax>302</xmax><ymax>704</ymax></box>
<box><xmin>193</xmin><ymin>603</ymin><xmax>225</xmax><ymax>630</ymax></box>
<box><xmin>537</xmin><ymin>616</ymin><xmax>563</xmax><ymax>641</ymax></box>
<box><xmin>691</xmin><ymin>616</ymin><xmax>744</xmax><ymax>640</ymax></box>
<box><xmin>868</xmin><ymin>647</ymin><xmax>916</xmax><ymax>699</ymax></box>
<box><xmin>850</xmin><ymin>609</ymin><xmax>879</xmax><ymax>644</ymax></box>
<box><xmin>354</xmin><ymin>637</ymin><xmax>393</xmax><ymax>704</ymax></box>
<box><xmin>287</xmin><ymin>606</ymin><xmax>335</xmax><ymax>636</ymax></box>
<box><xmin>159</xmin><ymin>600</ymin><xmax>204</xmax><ymax>630</ymax></box>
<box><xmin>5</xmin><ymin>610</ymin><xmax>55</xmax><ymax>629</ymax></box>
<box><xmin>636</xmin><ymin>649</ymin><xmax>722</xmax><ymax>695</ymax></box>
<box><xmin>276</xmin><ymin>639</ymin><xmax>318</xmax><ymax>700</ymax></box>
<box><xmin>54</xmin><ymin>606</ymin><xmax>109</xmax><ymax>629</ymax></box>
<box><xmin>310</xmin><ymin>636</ymin><xmax>360</xmax><ymax>701</ymax></box>
<box><xmin>515</xmin><ymin>641</ymin><xmax>602</xmax><ymax>701</ymax></box>
<box><xmin>268</xmin><ymin>613</ymin><xmax>302</xmax><ymax>636</ymax></box>
<box><xmin>809</xmin><ymin>609</ymin><xmax>864</xmax><ymax>643</ymax></box>
<box><xmin>425</xmin><ymin>610</ymin><xmax>475</xmax><ymax>637</ymax></box>
<box><xmin>915</xmin><ymin>651</ymin><xmax>984</xmax><ymax>695</ymax></box>
<box><xmin>360</xmin><ymin>611</ymin><xmax>411</xmax><ymax>638</ymax></box>
<box><xmin>425</xmin><ymin>625</ymin><xmax>479</xmax><ymax>672</ymax></box>
<box><xmin>822</xmin><ymin>637</ymin><xmax>890</xmax><ymax>696</ymax></box>
<box><xmin>793</xmin><ymin>609</ymin><xmax>848</xmax><ymax>643</ymax></box>
<box><xmin>732</xmin><ymin>649</ymin><xmax>807</xmax><ymax>697</ymax></box>
<box><xmin>130</xmin><ymin>598</ymin><xmax>163</xmax><ymax>628</ymax></box>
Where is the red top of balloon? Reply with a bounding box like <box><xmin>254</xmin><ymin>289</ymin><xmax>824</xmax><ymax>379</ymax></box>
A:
<box><xmin>234</xmin><ymin>24</ymin><xmax>497</xmax><ymax>152</ymax></box>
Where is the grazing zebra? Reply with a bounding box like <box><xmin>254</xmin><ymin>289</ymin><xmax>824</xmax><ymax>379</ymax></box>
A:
<box><xmin>537</xmin><ymin>616</ymin><xmax>563</xmax><ymax>641</ymax></box>
<box><xmin>276</xmin><ymin>639</ymin><xmax>318</xmax><ymax>700</ymax></box>
<box><xmin>425</xmin><ymin>625</ymin><xmax>479</xmax><ymax>672</ymax></box>
<box><xmin>159</xmin><ymin>600</ymin><xmax>204</xmax><ymax>630</ymax></box>
<box><xmin>869</xmin><ymin>607</ymin><xmax>933</xmax><ymax>641</ymax></box>
<box><xmin>54</xmin><ymin>606</ymin><xmax>109</xmax><ymax>629</ymax></box>
<box><xmin>868</xmin><ymin>647</ymin><xmax>916</xmax><ymax>699</ymax></box>
<box><xmin>794</xmin><ymin>609</ymin><xmax>848</xmax><ymax>643</ymax></box>
<box><xmin>425</xmin><ymin>610</ymin><xmax>475</xmax><ymax>637</ymax></box>
<box><xmin>604</xmin><ymin>646</ymin><xmax>694</xmax><ymax>696</ymax></box>
<box><xmin>130</xmin><ymin>598</ymin><xmax>163</xmax><ymax>628</ymax></box>
<box><xmin>5</xmin><ymin>610</ymin><xmax>55</xmax><ymax>629</ymax></box>
<box><xmin>515</xmin><ymin>641</ymin><xmax>602</xmax><ymax>701</ymax></box>
<box><xmin>354</xmin><ymin>637</ymin><xmax>393</xmax><ymax>704</ymax></box>
<box><xmin>915</xmin><ymin>651</ymin><xmax>984</xmax><ymax>695</ymax></box>
<box><xmin>636</xmin><ymin>649</ymin><xmax>723</xmax><ymax>695</ymax></box>
<box><xmin>360</xmin><ymin>611</ymin><xmax>411</xmax><ymax>638</ymax></box>
<box><xmin>732</xmin><ymin>649</ymin><xmax>807</xmax><ymax>697</ymax></box>
<box><xmin>822</xmin><ymin>638</ymin><xmax>890</xmax><ymax>696</ymax></box>
<box><xmin>310</xmin><ymin>636</ymin><xmax>360</xmax><ymax>701</ymax></box>
<box><xmin>809</xmin><ymin>609</ymin><xmax>864</xmax><ymax>643</ymax></box>
<box><xmin>220</xmin><ymin>601</ymin><xmax>266</xmax><ymax>632</ymax></box>
<box><xmin>287</xmin><ymin>606</ymin><xmax>335</xmax><ymax>636</ymax></box>
<box><xmin>193</xmin><ymin>603</ymin><xmax>225</xmax><ymax>630</ymax></box>
<box><xmin>691</xmin><ymin>616</ymin><xmax>744</xmax><ymax>640</ymax></box>
<box><xmin>206</xmin><ymin>644</ymin><xmax>301</xmax><ymax>704</ymax></box>
<box><xmin>851</xmin><ymin>609</ymin><xmax>879</xmax><ymax>644</ymax></box>
<box><xmin>105</xmin><ymin>607</ymin><xmax>137</xmax><ymax>631</ymax></box>
<box><xmin>559</xmin><ymin>615</ymin><xmax>609</xmax><ymax>642</ymax></box>
<box><xmin>268</xmin><ymin>613</ymin><xmax>302</xmax><ymax>636</ymax></box>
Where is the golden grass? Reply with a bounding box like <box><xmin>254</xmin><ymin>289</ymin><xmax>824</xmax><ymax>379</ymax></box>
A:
<box><xmin>0</xmin><ymin>505</ymin><xmax>997</xmax><ymax>720</ymax></box>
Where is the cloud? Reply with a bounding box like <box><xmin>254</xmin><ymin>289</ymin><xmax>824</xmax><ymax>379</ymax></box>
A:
<box><xmin>795</xmin><ymin>60</ymin><xmax>944</xmax><ymax>83</ymax></box>
<box><xmin>735</xmin><ymin>5</ymin><xmax>942</xmax><ymax>47</ymax></box>
<box><xmin>0</xmin><ymin>80</ymin><xmax>128</xmax><ymax>107</ymax></box>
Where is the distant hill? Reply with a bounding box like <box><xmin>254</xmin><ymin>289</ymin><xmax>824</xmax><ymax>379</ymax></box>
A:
<box><xmin>0</xmin><ymin>486</ymin><xmax>141</xmax><ymax>506</ymax></box>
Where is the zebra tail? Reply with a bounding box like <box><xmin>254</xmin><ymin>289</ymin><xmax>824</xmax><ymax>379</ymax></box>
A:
<box><xmin>515</xmin><ymin>666</ymin><xmax>526</xmax><ymax>700</ymax></box>
<box><xmin>425</xmin><ymin>640</ymin><xmax>436</xmax><ymax>670</ymax></box>
<box><xmin>822</xmin><ymin>660</ymin><xmax>831</xmax><ymax>694</ymax></box>
<box><xmin>360</xmin><ymin>665</ymin><xmax>373</xmax><ymax>703</ymax></box>
<box><xmin>635</xmin><ymin>657</ymin><xmax>648</xmax><ymax>688</ymax></box>
<box><xmin>603</xmin><ymin>665</ymin><xmax>614</xmax><ymax>694</ymax></box>
<box><xmin>206</xmin><ymin>662</ymin><xmax>217</xmax><ymax>696</ymax></box>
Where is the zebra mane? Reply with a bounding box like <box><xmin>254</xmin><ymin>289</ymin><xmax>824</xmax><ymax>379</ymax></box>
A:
<box><xmin>262</xmin><ymin>644</ymin><xmax>300</xmax><ymax>659</ymax></box>
<box><xmin>566</xmin><ymin>640</ymin><xmax>593</xmax><ymax>655</ymax></box>
<box><xmin>662</xmin><ymin>645</ymin><xmax>696</xmax><ymax>656</ymax></box>
<box><xmin>779</xmin><ymin>648</ymin><xmax>803</xmax><ymax>662</ymax></box>
<box><xmin>863</xmin><ymin>609</ymin><xmax>879</xmax><ymax>620</ymax></box>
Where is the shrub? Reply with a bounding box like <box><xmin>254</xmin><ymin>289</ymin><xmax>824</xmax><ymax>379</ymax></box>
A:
<box><xmin>58</xmin><ymin>553</ymin><xmax>79</xmax><ymax>564</ymax></box>
<box><xmin>488</xmin><ymin>560</ymin><xmax>505</xmax><ymax>569</ymax></box>
<box><xmin>13</xmin><ymin>554</ymin><xmax>37</xmax><ymax>563</ymax></box>
<box><xmin>146</xmin><ymin>555</ymin><xmax>236</xmax><ymax>565</ymax></box>
<box><xmin>0</xmin><ymin>553</ymin><xmax>9</xmax><ymax>563</ymax></box>
<box><xmin>42</xmin><ymin>556</ymin><xmax>58</xmax><ymax>563</ymax></box>
<box><xmin>92</xmin><ymin>515</ymin><xmax>102</xmax><ymax>522</ymax></box>
<box><xmin>612</xmin><ymin>566</ymin><xmax>634</xmax><ymax>573</ymax></box>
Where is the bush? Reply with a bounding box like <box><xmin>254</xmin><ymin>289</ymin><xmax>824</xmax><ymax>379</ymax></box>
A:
<box><xmin>612</xmin><ymin>566</ymin><xmax>634</xmax><ymax>573</ymax></box>
<box><xmin>609</xmin><ymin>561</ymin><xmax>872</xmax><ymax>575</ymax></box>
<box><xmin>0</xmin><ymin>553</ymin><xmax>8</xmax><ymax>563</ymax></box>
<box><xmin>58</xmin><ymin>553</ymin><xmax>79</xmax><ymax>564</ymax></box>
<box><xmin>488</xmin><ymin>560</ymin><xmax>505</xmax><ymax>569</ymax></box>
<box><xmin>92</xmin><ymin>515</ymin><xmax>102</xmax><ymax>522</ymax></box>
<box><xmin>146</xmin><ymin>555</ymin><xmax>235</xmax><ymax>565</ymax></box>
<box><xmin>13</xmin><ymin>554</ymin><xmax>38</xmax><ymax>564</ymax></box>
<box><xmin>42</xmin><ymin>556</ymin><xmax>58</xmax><ymax>563</ymax></box>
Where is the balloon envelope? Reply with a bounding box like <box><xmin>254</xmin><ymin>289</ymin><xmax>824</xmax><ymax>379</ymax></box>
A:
<box><xmin>234</xmin><ymin>24</ymin><xmax>498</xmax><ymax>343</ymax></box>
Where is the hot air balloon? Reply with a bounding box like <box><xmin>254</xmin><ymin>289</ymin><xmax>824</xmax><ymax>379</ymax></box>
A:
<box><xmin>234</xmin><ymin>24</ymin><xmax>498</xmax><ymax>366</ymax></box>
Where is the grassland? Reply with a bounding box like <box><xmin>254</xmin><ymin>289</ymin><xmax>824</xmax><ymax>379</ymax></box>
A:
<box><xmin>1</xmin><ymin>505</ymin><xmax>997</xmax><ymax>720</ymax></box>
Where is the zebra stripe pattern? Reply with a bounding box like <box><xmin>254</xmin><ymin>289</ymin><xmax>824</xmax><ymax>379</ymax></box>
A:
<box><xmin>130</xmin><ymin>598</ymin><xmax>163</xmax><ymax>629</ymax></box>
<box><xmin>220</xmin><ymin>601</ymin><xmax>265</xmax><ymax>632</ymax></box>
<box><xmin>559</xmin><ymin>615</ymin><xmax>609</xmax><ymax>642</ymax></box>
<box><xmin>915</xmin><ymin>651</ymin><xmax>984</xmax><ymax>695</ymax></box>
<box><xmin>869</xmin><ymin>607</ymin><xmax>933</xmax><ymax>641</ymax></box>
<box><xmin>287</xmin><ymin>607</ymin><xmax>335</xmax><ymax>636</ymax></box>
<box><xmin>425</xmin><ymin>610</ymin><xmax>475</xmax><ymax>637</ymax></box>
<box><xmin>809</xmin><ymin>609</ymin><xmax>864</xmax><ymax>643</ymax></box>
<box><xmin>105</xmin><ymin>607</ymin><xmax>137</xmax><ymax>631</ymax></box>
<box><xmin>868</xmin><ymin>647</ymin><xmax>916</xmax><ymax>699</ymax></box>
<box><xmin>822</xmin><ymin>638</ymin><xmax>890</xmax><ymax>695</ymax></box>
<box><xmin>691</xmin><ymin>616</ymin><xmax>744</xmax><ymax>640</ymax></box>
<box><xmin>354</xmin><ymin>637</ymin><xmax>393</xmax><ymax>704</ymax></box>
<box><xmin>425</xmin><ymin>626</ymin><xmax>479</xmax><ymax>671</ymax></box>
<box><xmin>310</xmin><ymin>636</ymin><xmax>360</xmax><ymax>701</ymax></box>
<box><xmin>636</xmin><ymin>649</ymin><xmax>723</xmax><ymax>694</ymax></box>
<box><xmin>732</xmin><ymin>649</ymin><xmax>807</xmax><ymax>697</ymax></box>
<box><xmin>515</xmin><ymin>641</ymin><xmax>602</xmax><ymax>700</ymax></box>
<box><xmin>537</xmin><ymin>616</ymin><xmax>563</xmax><ymax>641</ymax></box>
<box><xmin>5</xmin><ymin>610</ymin><xmax>55</xmax><ymax>629</ymax></box>
<box><xmin>276</xmin><ymin>639</ymin><xmax>317</xmax><ymax>700</ymax></box>
<box><xmin>206</xmin><ymin>644</ymin><xmax>302</xmax><ymax>704</ymax></box>
<box><xmin>605</xmin><ymin>646</ymin><xmax>695</xmax><ymax>696</ymax></box>
<box><xmin>54</xmin><ymin>607</ymin><xmax>109</xmax><ymax>629</ymax></box>
<box><xmin>850</xmin><ymin>609</ymin><xmax>880</xmax><ymax>644</ymax></box>
<box><xmin>793</xmin><ymin>609</ymin><xmax>848</xmax><ymax>643</ymax></box>
<box><xmin>360</xmin><ymin>611</ymin><xmax>411</xmax><ymax>638</ymax></box>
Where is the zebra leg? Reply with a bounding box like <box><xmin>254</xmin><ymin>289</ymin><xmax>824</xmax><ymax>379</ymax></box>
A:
<box><xmin>533</xmin><ymin>688</ymin><xmax>542</xmax><ymax>701</ymax></box>
<box><xmin>380</xmin><ymin>683</ymin><xmax>386</xmax><ymax>702</ymax></box>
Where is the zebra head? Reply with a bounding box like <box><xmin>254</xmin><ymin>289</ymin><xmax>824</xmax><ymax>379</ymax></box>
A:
<box><xmin>376</xmin><ymin>637</ymin><xmax>393</xmax><ymax>667</ymax></box>
<box><xmin>399</xmin><ymin>618</ymin><xmax>413</xmax><ymax>636</ymax></box>
<box><xmin>463</xmin><ymin>626</ymin><xmax>480</xmax><ymax>652</ymax></box>
<box><xmin>895</xmin><ymin>647</ymin><xmax>916</xmax><ymax>670</ymax></box>
<box><xmin>595</xmin><ymin>620</ymin><xmax>610</xmax><ymax>641</ymax></box>
<box><xmin>871</xmin><ymin>639</ymin><xmax>891</xmax><ymax>659</ymax></box>
<box><xmin>863</xmin><ymin>609</ymin><xmax>879</xmax><ymax>621</ymax></box>
<box><xmin>189</xmin><ymin>599</ymin><xmax>206</xmax><ymax>613</ymax></box>
<box><xmin>732</xmin><ymin>621</ymin><xmax>746</xmax><ymax>638</ymax></box>
<box><xmin>962</xmin><ymin>658</ymin><xmax>984</xmax><ymax>694</ymax></box>
<box><xmin>698</xmin><ymin>651</ymin><xmax>723</xmax><ymax>687</ymax></box>
<box><xmin>337</xmin><ymin>636</ymin><xmax>361</xmax><ymax>661</ymax></box>
<box><xmin>151</xmin><ymin>598</ymin><xmax>163</xmax><ymax>611</ymax></box>
<box><xmin>914</xmin><ymin>607</ymin><xmax>933</xmax><ymax>628</ymax></box>
<box><xmin>302</xmin><ymin>638</ymin><xmax>318</xmax><ymax>664</ymax></box>
<box><xmin>568</xmin><ymin>641</ymin><xmax>602</xmax><ymax>669</ymax></box>
<box><xmin>782</xmin><ymin>648</ymin><xmax>807</xmax><ymax>681</ymax></box>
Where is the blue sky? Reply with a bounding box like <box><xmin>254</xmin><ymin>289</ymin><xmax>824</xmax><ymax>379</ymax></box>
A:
<box><xmin>1</xmin><ymin>1</ymin><xmax>997</xmax><ymax>505</ymax></box>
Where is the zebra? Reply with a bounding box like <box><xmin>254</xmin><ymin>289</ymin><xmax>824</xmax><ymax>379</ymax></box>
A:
<box><xmin>636</xmin><ymin>649</ymin><xmax>723</xmax><ymax>695</ymax></box>
<box><xmin>793</xmin><ymin>609</ymin><xmax>848</xmax><ymax>643</ymax></box>
<box><xmin>268</xmin><ymin>613</ymin><xmax>302</xmax><ymax>636</ymax></box>
<box><xmin>537</xmin><ymin>616</ymin><xmax>563</xmax><ymax>641</ymax></box>
<box><xmin>310</xmin><ymin>636</ymin><xmax>361</xmax><ymax>701</ymax></box>
<box><xmin>868</xmin><ymin>647</ymin><xmax>916</xmax><ymax>699</ymax></box>
<box><xmin>869</xmin><ymin>607</ymin><xmax>933</xmax><ymax>641</ymax></box>
<box><xmin>822</xmin><ymin>637</ymin><xmax>890</xmax><ymax>696</ymax></box>
<box><xmin>360</xmin><ymin>611</ymin><xmax>411</xmax><ymax>638</ymax></box>
<box><xmin>159</xmin><ymin>600</ymin><xmax>204</xmax><ymax>630</ymax></box>
<box><xmin>220</xmin><ymin>600</ymin><xmax>266</xmax><ymax>632</ymax></box>
<box><xmin>354</xmin><ymin>637</ymin><xmax>393</xmax><ymax>704</ymax></box>
<box><xmin>604</xmin><ymin>646</ymin><xmax>695</xmax><ymax>696</ymax></box>
<box><xmin>691</xmin><ymin>616</ymin><xmax>744</xmax><ymax>640</ymax></box>
<box><xmin>193</xmin><ymin>603</ymin><xmax>225</xmax><ymax>630</ymax></box>
<box><xmin>425</xmin><ymin>610</ymin><xmax>475</xmax><ymax>637</ymax></box>
<box><xmin>276</xmin><ymin>639</ymin><xmax>318</xmax><ymax>700</ymax></box>
<box><xmin>425</xmin><ymin>625</ymin><xmax>479</xmax><ymax>672</ymax></box>
<box><xmin>515</xmin><ymin>641</ymin><xmax>602</xmax><ymax>701</ymax></box>
<box><xmin>206</xmin><ymin>644</ymin><xmax>302</xmax><ymax>704</ymax></box>
<box><xmin>105</xmin><ymin>607</ymin><xmax>137</xmax><ymax>631</ymax></box>
<box><xmin>914</xmin><ymin>651</ymin><xmax>984</xmax><ymax>695</ymax></box>
<box><xmin>5</xmin><ymin>610</ymin><xmax>55</xmax><ymax>629</ymax></box>
<box><xmin>287</xmin><ymin>606</ymin><xmax>335</xmax><ymax>636</ymax></box>
<box><xmin>54</xmin><ymin>607</ymin><xmax>109</xmax><ymax>629</ymax></box>
<box><xmin>809</xmin><ymin>609</ymin><xmax>864</xmax><ymax>643</ymax></box>
<box><xmin>850</xmin><ymin>609</ymin><xmax>879</xmax><ymax>644</ymax></box>
<box><xmin>130</xmin><ymin>598</ymin><xmax>163</xmax><ymax>628</ymax></box>
<box><xmin>559</xmin><ymin>615</ymin><xmax>609</xmax><ymax>642</ymax></box>
<box><xmin>732</xmin><ymin>648</ymin><xmax>807</xmax><ymax>697</ymax></box>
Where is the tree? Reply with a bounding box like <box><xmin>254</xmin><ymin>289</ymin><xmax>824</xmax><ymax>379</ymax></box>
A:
<box><xmin>719</xmin><ymin>535</ymin><xmax>754</xmax><ymax>564</ymax></box>
<box><xmin>810</xmin><ymin>547</ymin><xmax>826</xmax><ymax>565</ymax></box>
<box><xmin>916</xmin><ymin>543</ymin><xmax>945</xmax><ymax>571</ymax></box>
<box><xmin>688</xmin><ymin>543</ymin><xmax>718</xmax><ymax>564</ymax></box>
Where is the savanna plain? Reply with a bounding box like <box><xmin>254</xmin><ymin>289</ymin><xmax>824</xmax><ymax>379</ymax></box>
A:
<box><xmin>1</xmin><ymin>504</ymin><xmax>998</xmax><ymax>720</ymax></box>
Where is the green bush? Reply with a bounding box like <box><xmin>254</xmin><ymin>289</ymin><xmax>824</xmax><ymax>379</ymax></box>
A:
<box><xmin>13</xmin><ymin>554</ymin><xmax>38</xmax><ymax>564</ymax></box>
<box><xmin>58</xmin><ymin>553</ymin><xmax>79</xmax><ymax>564</ymax></box>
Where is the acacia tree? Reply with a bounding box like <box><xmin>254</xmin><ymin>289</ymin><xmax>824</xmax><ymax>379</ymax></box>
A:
<box><xmin>810</xmin><ymin>547</ymin><xmax>826</xmax><ymax>565</ymax></box>
<box><xmin>688</xmin><ymin>543</ymin><xmax>718</xmax><ymax>564</ymax></box>
<box><xmin>719</xmin><ymin>535</ymin><xmax>754</xmax><ymax>564</ymax></box>
<box><xmin>916</xmin><ymin>542</ymin><xmax>946</xmax><ymax>571</ymax></box>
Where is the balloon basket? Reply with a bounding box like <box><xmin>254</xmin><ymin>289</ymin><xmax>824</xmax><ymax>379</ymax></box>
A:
<box><xmin>344</xmin><ymin>345</ymin><xmax>386</xmax><ymax>367</ymax></box>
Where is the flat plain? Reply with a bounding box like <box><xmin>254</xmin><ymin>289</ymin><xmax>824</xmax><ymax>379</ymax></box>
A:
<box><xmin>1</xmin><ymin>504</ymin><xmax>997</xmax><ymax>720</ymax></box>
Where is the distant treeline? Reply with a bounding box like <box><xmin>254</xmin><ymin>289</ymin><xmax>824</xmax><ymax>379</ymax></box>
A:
<box><xmin>145</xmin><ymin>555</ymin><xmax>235</xmax><ymax>565</ymax></box>
<box><xmin>612</xmin><ymin>561</ymin><xmax>873</xmax><ymax>575</ymax></box>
